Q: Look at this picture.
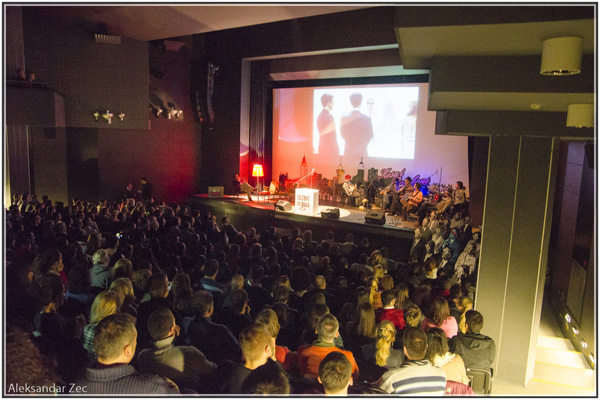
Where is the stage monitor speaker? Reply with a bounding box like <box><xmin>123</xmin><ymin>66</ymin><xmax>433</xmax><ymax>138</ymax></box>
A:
<box><xmin>365</xmin><ymin>211</ymin><xmax>385</xmax><ymax>225</ymax></box>
<box><xmin>321</xmin><ymin>208</ymin><xmax>340</xmax><ymax>220</ymax></box>
<box><xmin>275</xmin><ymin>200</ymin><xmax>292</xmax><ymax>212</ymax></box>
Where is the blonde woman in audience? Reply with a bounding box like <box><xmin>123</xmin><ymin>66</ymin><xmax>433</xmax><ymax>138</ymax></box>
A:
<box><xmin>366</xmin><ymin>276</ymin><xmax>382</xmax><ymax>310</ymax></box>
<box><xmin>109</xmin><ymin>278</ymin><xmax>138</xmax><ymax>317</ymax></box>
<box><xmin>112</xmin><ymin>258</ymin><xmax>133</xmax><ymax>281</ymax></box>
<box><xmin>425</xmin><ymin>327</ymin><xmax>470</xmax><ymax>384</ymax></box>
<box><xmin>82</xmin><ymin>290</ymin><xmax>119</xmax><ymax>364</ymax></box>
<box><xmin>359</xmin><ymin>320</ymin><xmax>405</xmax><ymax>382</ymax></box>
<box><xmin>457</xmin><ymin>296</ymin><xmax>474</xmax><ymax>334</ymax></box>
<box><xmin>367</xmin><ymin>250</ymin><xmax>383</xmax><ymax>272</ymax></box>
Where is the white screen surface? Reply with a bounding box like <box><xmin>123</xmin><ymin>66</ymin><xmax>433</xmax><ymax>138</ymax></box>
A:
<box><xmin>273</xmin><ymin>82</ymin><xmax>469</xmax><ymax>191</ymax></box>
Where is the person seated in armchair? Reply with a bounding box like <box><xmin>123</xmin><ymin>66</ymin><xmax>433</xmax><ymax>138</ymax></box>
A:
<box><xmin>342</xmin><ymin>175</ymin><xmax>367</xmax><ymax>210</ymax></box>
<box><xmin>235</xmin><ymin>174</ymin><xmax>257</xmax><ymax>202</ymax></box>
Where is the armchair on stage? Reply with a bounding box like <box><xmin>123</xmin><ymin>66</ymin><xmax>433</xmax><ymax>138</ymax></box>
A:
<box><xmin>259</xmin><ymin>181</ymin><xmax>291</xmax><ymax>202</ymax></box>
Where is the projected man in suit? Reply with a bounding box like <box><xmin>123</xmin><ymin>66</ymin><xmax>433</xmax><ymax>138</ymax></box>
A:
<box><xmin>340</xmin><ymin>92</ymin><xmax>373</xmax><ymax>159</ymax></box>
<box><xmin>317</xmin><ymin>93</ymin><xmax>339</xmax><ymax>157</ymax></box>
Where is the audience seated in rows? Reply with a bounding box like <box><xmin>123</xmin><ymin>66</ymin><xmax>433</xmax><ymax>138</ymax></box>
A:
<box><xmin>5</xmin><ymin>193</ymin><xmax>489</xmax><ymax>395</ymax></box>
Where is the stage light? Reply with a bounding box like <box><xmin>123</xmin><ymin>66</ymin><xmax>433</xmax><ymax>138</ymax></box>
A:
<box><xmin>540</xmin><ymin>37</ymin><xmax>583</xmax><ymax>75</ymax></box>
<box><xmin>581</xmin><ymin>339</ymin><xmax>588</xmax><ymax>349</ymax></box>
<box><xmin>102</xmin><ymin>110</ymin><xmax>113</xmax><ymax>124</ymax></box>
<box><xmin>565</xmin><ymin>314</ymin><xmax>571</xmax><ymax>323</ymax></box>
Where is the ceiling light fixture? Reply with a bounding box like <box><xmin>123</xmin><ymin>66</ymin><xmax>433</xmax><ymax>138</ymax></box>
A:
<box><xmin>540</xmin><ymin>37</ymin><xmax>583</xmax><ymax>75</ymax></box>
<box><xmin>567</xmin><ymin>104</ymin><xmax>594</xmax><ymax>128</ymax></box>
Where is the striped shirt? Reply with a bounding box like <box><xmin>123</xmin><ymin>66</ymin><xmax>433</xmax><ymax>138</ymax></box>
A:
<box><xmin>379</xmin><ymin>360</ymin><xmax>447</xmax><ymax>396</ymax></box>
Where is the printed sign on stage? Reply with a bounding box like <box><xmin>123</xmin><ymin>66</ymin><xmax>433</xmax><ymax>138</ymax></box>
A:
<box><xmin>295</xmin><ymin>188</ymin><xmax>319</xmax><ymax>216</ymax></box>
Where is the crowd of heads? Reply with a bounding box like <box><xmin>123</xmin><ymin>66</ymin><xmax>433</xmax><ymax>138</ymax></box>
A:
<box><xmin>5</xmin><ymin>190</ymin><xmax>486</xmax><ymax>395</ymax></box>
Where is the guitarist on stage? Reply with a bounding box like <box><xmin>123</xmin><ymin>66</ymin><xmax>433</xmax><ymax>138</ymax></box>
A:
<box><xmin>342</xmin><ymin>175</ymin><xmax>367</xmax><ymax>210</ymax></box>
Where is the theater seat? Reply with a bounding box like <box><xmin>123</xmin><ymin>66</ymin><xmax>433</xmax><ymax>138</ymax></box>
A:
<box><xmin>466</xmin><ymin>367</ymin><xmax>493</xmax><ymax>395</ymax></box>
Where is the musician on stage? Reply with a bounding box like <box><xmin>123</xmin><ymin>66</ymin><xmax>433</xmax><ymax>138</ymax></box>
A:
<box><xmin>235</xmin><ymin>174</ymin><xmax>256</xmax><ymax>202</ymax></box>
<box><xmin>381</xmin><ymin>177</ymin><xmax>414</xmax><ymax>213</ymax></box>
<box><xmin>342</xmin><ymin>175</ymin><xmax>367</xmax><ymax>210</ymax></box>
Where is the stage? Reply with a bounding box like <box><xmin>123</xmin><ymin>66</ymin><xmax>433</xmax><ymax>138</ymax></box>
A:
<box><xmin>190</xmin><ymin>193</ymin><xmax>416</xmax><ymax>262</ymax></box>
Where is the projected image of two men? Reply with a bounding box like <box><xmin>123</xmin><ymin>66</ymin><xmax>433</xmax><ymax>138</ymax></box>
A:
<box><xmin>313</xmin><ymin>86</ymin><xmax>419</xmax><ymax>162</ymax></box>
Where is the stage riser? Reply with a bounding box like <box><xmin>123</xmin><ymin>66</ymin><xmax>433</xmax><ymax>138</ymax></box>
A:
<box><xmin>190</xmin><ymin>196</ymin><xmax>413</xmax><ymax>262</ymax></box>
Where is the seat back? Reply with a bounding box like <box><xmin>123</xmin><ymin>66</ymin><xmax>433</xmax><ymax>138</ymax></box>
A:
<box><xmin>466</xmin><ymin>367</ymin><xmax>492</xmax><ymax>394</ymax></box>
<box><xmin>445</xmin><ymin>380</ymin><xmax>476</xmax><ymax>396</ymax></box>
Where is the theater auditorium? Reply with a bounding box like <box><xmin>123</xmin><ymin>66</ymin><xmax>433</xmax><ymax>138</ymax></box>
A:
<box><xmin>4</xmin><ymin>4</ymin><xmax>595</xmax><ymax>396</ymax></box>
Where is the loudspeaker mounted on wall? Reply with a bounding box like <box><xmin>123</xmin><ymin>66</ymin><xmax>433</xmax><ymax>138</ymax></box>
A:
<box><xmin>275</xmin><ymin>200</ymin><xmax>292</xmax><ymax>212</ymax></box>
<box><xmin>321</xmin><ymin>208</ymin><xmax>340</xmax><ymax>220</ymax></box>
<box><xmin>365</xmin><ymin>211</ymin><xmax>385</xmax><ymax>225</ymax></box>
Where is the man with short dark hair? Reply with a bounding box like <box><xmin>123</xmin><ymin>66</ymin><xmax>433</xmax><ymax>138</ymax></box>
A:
<box><xmin>137</xmin><ymin>308</ymin><xmax>216</xmax><ymax>392</ymax></box>
<box><xmin>76</xmin><ymin>313</ymin><xmax>179</xmax><ymax>394</ymax></box>
<box><xmin>200</xmin><ymin>258</ymin><xmax>225</xmax><ymax>305</ymax></box>
<box><xmin>186</xmin><ymin>291</ymin><xmax>241</xmax><ymax>363</ymax></box>
<box><xmin>297</xmin><ymin>314</ymin><xmax>359</xmax><ymax>380</ymax></box>
<box><xmin>449</xmin><ymin>310</ymin><xmax>496</xmax><ymax>371</ymax></box>
<box><xmin>376</xmin><ymin>289</ymin><xmax>406</xmax><ymax>330</ymax></box>
<box><xmin>136</xmin><ymin>273</ymin><xmax>172</xmax><ymax>350</ymax></box>
<box><xmin>318</xmin><ymin>351</ymin><xmax>353</xmax><ymax>395</ymax></box>
<box><xmin>316</xmin><ymin>93</ymin><xmax>339</xmax><ymax>158</ymax></box>
<box><xmin>379</xmin><ymin>327</ymin><xmax>446</xmax><ymax>395</ymax></box>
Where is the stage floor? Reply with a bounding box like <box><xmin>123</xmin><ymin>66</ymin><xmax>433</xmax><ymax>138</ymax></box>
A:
<box><xmin>190</xmin><ymin>194</ymin><xmax>417</xmax><ymax>262</ymax></box>
<box><xmin>223</xmin><ymin>193</ymin><xmax>420</xmax><ymax>231</ymax></box>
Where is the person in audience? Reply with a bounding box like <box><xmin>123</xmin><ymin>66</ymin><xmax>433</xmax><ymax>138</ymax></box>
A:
<box><xmin>32</xmin><ymin>274</ymin><xmax>86</xmax><ymax>380</ymax></box>
<box><xmin>297</xmin><ymin>314</ymin><xmax>359</xmax><ymax>380</ymax></box>
<box><xmin>32</xmin><ymin>248</ymin><xmax>66</xmax><ymax>285</ymax></box>
<box><xmin>109</xmin><ymin>278</ymin><xmax>138</xmax><ymax>317</ymax></box>
<box><xmin>200</xmin><ymin>258</ymin><xmax>225</xmax><ymax>305</ymax></box>
<box><xmin>186</xmin><ymin>290</ymin><xmax>241</xmax><ymax>363</ymax></box>
<box><xmin>245</xmin><ymin>265</ymin><xmax>271</xmax><ymax>316</ymax></box>
<box><xmin>218</xmin><ymin>289</ymin><xmax>253</xmax><ymax>338</ymax></box>
<box><xmin>241</xmin><ymin>357</ymin><xmax>291</xmax><ymax>394</ymax></box>
<box><xmin>425</xmin><ymin>327</ymin><xmax>469</xmax><ymax>384</ymax></box>
<box><xmin>137</xmin><ymin>308</ymin><xmax>216</xmax><ymax>392</ymax></box>
<box><xmin>254</xmin><ymin>308</ymin><xmax>297</xmax><ymax>372</ymax></box>
<box><xmin>345</xmin><ymin>302</ymin><xmax>377</xmax><ymax>356</ymax></box>
<box><xmin>449</xmin><ymin>310</ymin><xmax>496</xmax><ymax>371</ymax></box>
<box><xmin>136</xmin><ymin>273</ymin><xmax>172</xmax><ymax>350</ymax></box>
<box><xmin>378</xmin><ymin>327</ymin><xmax>446</xmax><ymax>395</ymax></box>
<box><xmin>456</xmin><ymin>296</ymin><xmax>474</xmax><ymax>334</ymax></box>
<box><xmin>90</xmin><ymin>249</ymin><xmax>111</xmax><ymax>292</ymax></box>
<box><xmin>83</xmin><ymin>290</ymin><xmax>119</xmax><ymax>364</ymax></box>
<box><xmin>359</xmin><ymin>320</ymin><xmax>404</xmax><ymax>382</ymax></box>
<box><xmin>76</xmin><ymin>313</ymin><xmax>179</xmax><ymax>394</ymax></box>
<box><xmin>421</xmin><ymin>297</ymin><xmax>458</xmax><ymax>338</ymax></box>
<box><xmin>318</xmin><ymin>351</ymin><xmax>354</xmax><ymax>395</ymax></box>
<box><xmin>216</xmin><ymin>324</ymin><xmax>274</xmax><ymax>394</ymax></box>
<box><xmin>376</xmin><ymin>289</ymin><xmax>406</xmax><ymax>330</ymax></box>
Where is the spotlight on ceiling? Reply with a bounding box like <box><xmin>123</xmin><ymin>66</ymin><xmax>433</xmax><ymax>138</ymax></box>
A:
<box><xmin>540</xmin><ymin>37</ymin><xmax>583</xmax><ymax>75</ymax></box>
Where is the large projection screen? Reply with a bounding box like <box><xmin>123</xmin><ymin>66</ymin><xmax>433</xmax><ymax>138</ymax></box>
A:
<box><xmin>273</xmin><ymin>82</ymin><xmax>469</xmax><ymax>191</ymax></box>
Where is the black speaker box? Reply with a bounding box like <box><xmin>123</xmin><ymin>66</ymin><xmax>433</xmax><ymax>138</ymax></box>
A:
<box><xmin>321</xmin><ymin>208</ymin><xmax>340</xmax><ymax>219</ymax></box>
<box><xmin>365</xmin><ymin>211</ymin><xmax>385</xmax><ymax>225</ymax></box>
<box><xmin>275</xmin><ymin>200</ymin><xmax>292</xmax><ymax>212</ymax></box>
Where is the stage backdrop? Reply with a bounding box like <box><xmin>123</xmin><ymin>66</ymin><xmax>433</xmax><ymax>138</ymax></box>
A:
<box><xmin>272</xmin><ymin>82</ymin><xmax>469</xmax><ymax>194</ymax></box>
